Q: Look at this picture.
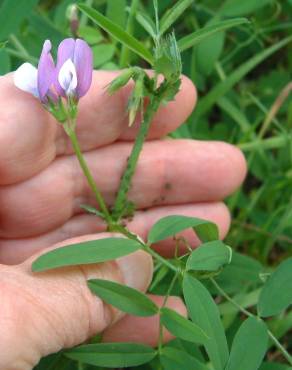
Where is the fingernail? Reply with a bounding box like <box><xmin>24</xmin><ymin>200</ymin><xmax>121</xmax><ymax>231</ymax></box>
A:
<box><xmin>116</xmin><ymin>250</ymin><xmax>153</xmax><ymax>292</ymax></box>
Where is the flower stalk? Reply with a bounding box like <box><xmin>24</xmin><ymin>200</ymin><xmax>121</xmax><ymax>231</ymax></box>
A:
<box><xmin>67</xmin><ymin>125</ymin><xmax>112</xmax><ymax>225</ymax></box>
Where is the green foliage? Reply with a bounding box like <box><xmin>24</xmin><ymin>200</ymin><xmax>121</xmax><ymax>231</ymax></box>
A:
<box><xmin>32</xmin><ymin>238</ymin><xmax>141</xmax><ymax>272</ymax></box>
<box><xmin>258</xmin><ymin>258</ymin><xmax>292</xmax><ymax>317</ymax></box>
<box><xmin>160</xmin><ymin>307</ymin><xmax>209</xmax><ymax>344</ymax></box>
<box><xmin>183</xmin><ymin>274</ymin><xmax>229</xmax><ymax>370</ymax></box>
<box><xmin>160</xmin><ymin>346</ymin><xmax>209</xmax><ymax>370</ymax></box>
<box><xmin>225</xmin><ymin>317</ymin><xmax>269</xmax><ymax>370</ymax></box>
<box><xmin>194</xmin><ymin>35</ymin><xmax>292</xmax><ymax>119</ymax></box>
<box><xmin>159</xmin><ymin>0</ymin><xmax>194</xmax><ymax>35</ymax></box>
<box><xmin>65</xmin><ymin>343</ymin><xmax>157</xmax><ymax>367</ymax></box>
<box><xmin>178</xmin><ymin>18</ymin><xmax>249</xmax><ymax>52</ymax></box>
<box><xmin>88</xmin><ymin>279</ymin><xmax>159</xmax><ymax>317</ymax></box>
<box><xmin>220</xmin><ymin>0</ymin><xmax>272</xmax><ymax>16</ymax></box>
<box><xmin>0</xmin><ymin>0</ymin><xmax>39</xmax><ymax>40</ymax></box>
<box><xmin>186</xmin><ymin>240</ymin><xmax>232</xmax><ymax>272</ymax></box>
<box><xmin>136</xmin><ymin>10</ymin><xmax>157</xmax><ymax>40</ymax></box>
<box><xmin>78</xmin><ymin>4</ymin><xmax>154</xmax><ymax>65</ymax></box>
<box><xmin>148</xmin><ymin>215</ymin><xmax>219</xmax><ymax>244</ymax></box>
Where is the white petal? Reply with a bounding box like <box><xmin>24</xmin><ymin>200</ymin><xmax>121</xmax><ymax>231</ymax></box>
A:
<box><xmin>58</xmin><ymin>58</ymin><xmax>78</xmax><ymax>96</ymax></box>
<box><xmin>13</xmin><ymin>63</ymin><xmax>39</xmax><ymax>98</ymax></box>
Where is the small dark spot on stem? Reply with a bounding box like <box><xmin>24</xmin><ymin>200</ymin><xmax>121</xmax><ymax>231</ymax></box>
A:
<box><xmin>164</xmin><ymin>182</ymin><xmax>172</xmax><ymax>190</ymax></box>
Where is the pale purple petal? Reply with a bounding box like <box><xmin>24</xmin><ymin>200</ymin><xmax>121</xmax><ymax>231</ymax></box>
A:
<box><xmin>74</xmin><ymin>39</ymin><xmax>93</xmax><ymax>98</ymax></box>
<box><xmin>37</xmin><ymin>40</ymin><xmax>55</xmax><ymax>102</ymax></box>
<box><xmin>14</xmin><ymin>63</ymin><xmax>39</xmax><ymax>98</ymax></box>
<box><xmin>55</xmin><ymin>38</ymin><xmax>75</xmax><ymax>97</ymax></box>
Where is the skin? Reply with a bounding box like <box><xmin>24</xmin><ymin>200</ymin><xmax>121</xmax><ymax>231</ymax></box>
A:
<box><xmin>0</xmin><ymin>71</ymin><xmax>247</xmax><ymax>370</ymax></box>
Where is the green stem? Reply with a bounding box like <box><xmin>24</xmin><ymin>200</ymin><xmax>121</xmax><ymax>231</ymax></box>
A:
<box><xmin>143</xmin><ymin>244</ymin><xmax>179</xmax><ymax>274</ymax></box>
<box><xmin>112</xmin><ymin>223</ymin><xmax>180</xmax><ymax>273</ymax></box>
<box><xmin>210</xmin><ymin>278</ymin><xmax>292</xmax><ymax>366</ymax></box>
<box><xmin>112</xmin><ymin>95</ymin><xmax>162</xmax><ymax>220</ymax></box>
<box><xmin>9</xmin><ymin>34</ymin><xmax>31</xmax><ymax>59</ymax></box>
<box><xmin>211</xmin><ymin>278</ymin><xmax>252</xmax><ymax>317</ymax></box>
<box><xmin>162</xmin><ymin>272</ymin><xmax>179</xmax><ymax>306</ymax></box>
<box><xmin>6</xmin><ymin>47</ymin><xmax>38</xmax><ymax>64</ymax></box>
<box><xmin>68</xmin><ymin>128</ymin><xmax>112</xmax><ymax>225</ymax></box>
<box><xmin>238</xmin><ymin>135</ymin><xmax>291</xmax><ymax>152</ymax></box>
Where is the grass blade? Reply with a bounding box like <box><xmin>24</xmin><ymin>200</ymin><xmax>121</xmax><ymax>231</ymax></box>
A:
<box><xmin>160</xmin><ymin>0</ymin><xmax>194</xmax><ymax>35</ymax></box>
<box><xmin>178</xmin><ymin>18</ymin><xmax>249</xmax><ymax>52</ymax></box>
<box><xmin>78</xmin><ymin>4</ymin><xmax>154</xmax><ymax>65</ymax></box>
<box><xmin>194</xmin><ymin>34</ymin><xmax>292</xmax><ymax>119</ymax></box>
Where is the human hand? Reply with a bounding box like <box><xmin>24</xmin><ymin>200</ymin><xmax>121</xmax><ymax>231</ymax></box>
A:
<box><xmin>0</xmin><ymin>71</ymin><xmax>246</xmax><ymax>369</ymax></box>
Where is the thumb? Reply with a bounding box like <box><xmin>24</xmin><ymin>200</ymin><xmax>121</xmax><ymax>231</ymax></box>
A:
<box><xmin>0</xmin><ymin>233</ymin><xmax>153</xmax><ymax>370</ymax></box>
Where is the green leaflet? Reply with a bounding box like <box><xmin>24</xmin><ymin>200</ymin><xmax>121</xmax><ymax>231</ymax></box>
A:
<box><xmin>183</xmin><ymin>274</ymin><xmax>229</xmax><ymax>370</ymax></box>
<box><xmin>186</xmin><ymin>240</ymin><xmax>232</xmax><ymax>272</ymax></box>
<box><xmin>88</xmin><ymin>279</ymin><xmax>158</xmax><ymax>317</ymax></box>
<box><xmin>160</xmin><ymin>346</ymin><xmax>209</xmax><ymax>370</ymax></box>
<box><xmin>160</xmin><ymin>307</ymin><xmax>208</xmax><ymax>344</ymax></box>
<box><xmin>65</xmin><ymin>343</ymin><xmax>157</xmax><ymax>368</ymax></box>
<box><xmin>32</xmin><ymin>238</ymin><xmax>141</xmax><ymax>272</ymax></box>
<box><xmin>225</xmin><ymin>317</ymin><xmax>268</xmax><ymax>370</ymax></box>
<box><xmin>148</xmin><ymin>215</ymin><xmax>219</xmax><ymax>244</ymax></box>
<box><xmin>258</xmin><ymin>258</ymin><xmax>292</xmax><ymax>317</ymax></box>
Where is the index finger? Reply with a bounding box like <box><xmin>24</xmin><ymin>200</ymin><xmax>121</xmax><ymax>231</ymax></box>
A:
<box><xmin>0</xmin><ymin>71</ymin><xmax>196</xmax><ymax>185</ymax></box>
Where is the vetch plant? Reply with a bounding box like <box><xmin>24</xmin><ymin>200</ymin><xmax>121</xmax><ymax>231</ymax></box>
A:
<box><xmin>14</xmin><ymin>36</ymin><xmax>112</xmax><ymax>225</ymax></box>
<box><xmin>12</xmin><ymin>1</ymin><xmax>292</xmax><ymax>369</ymax></box>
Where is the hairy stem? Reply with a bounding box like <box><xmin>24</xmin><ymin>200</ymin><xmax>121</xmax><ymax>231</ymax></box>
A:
<box><xmin>112</xmin><ymin>95</ymin><xmax>163</xmax><ymax>221</ymax></box>
<box><xmin>113</xmin><ymin>223</ymin><xmax>179</xmax><ymax>273</ymax></box>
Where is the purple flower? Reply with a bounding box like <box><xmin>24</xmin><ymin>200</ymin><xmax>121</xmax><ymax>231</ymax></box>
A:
<box><xmin>14</xmin><ymin>38</ymin><xmax>93</xmax><ymax>103</ymax></box>
<box><xmin>37</xmin><ymin>40</ymin><xmax>56</xmax><ymax>102</ymax></box>
<box><xmin>55</xmin><ymin>38</ymin><xmax>93</xmax><ymax>99</ymax></box>
<box><xmin>14</xmin><ymin>40</ymin><xmax>56</xmax><ymax>103</ymax></box>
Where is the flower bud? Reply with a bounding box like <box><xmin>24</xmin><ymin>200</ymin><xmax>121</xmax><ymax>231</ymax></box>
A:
<box><xmin>128</xmin><ymin>74</ymin><xmax>145</xmax><ymax>127</ymax></box>
<box><xmin>154</xmin><ymin>32</ymin><xmax>182</xmax><ymax>81</ymax></box>
<box><xmin>107</xmin><ymin>68</ymin><xmax>135</xmax><ymax>95</ymax></box>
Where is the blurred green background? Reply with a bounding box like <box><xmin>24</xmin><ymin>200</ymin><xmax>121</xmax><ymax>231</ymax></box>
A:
<box><xmin>0</xmin><ymin>0</ymin><xmax>291</xmax><ymax>368</ymax></box>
